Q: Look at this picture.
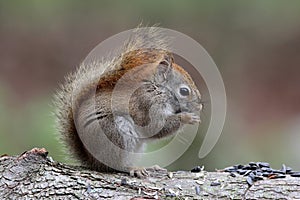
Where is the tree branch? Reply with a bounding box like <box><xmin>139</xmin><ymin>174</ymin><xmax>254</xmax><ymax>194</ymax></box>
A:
<box><xmin>1</xmin><ymin>148</ymin><xmax>299</xmax><ymax>199</ymax></box>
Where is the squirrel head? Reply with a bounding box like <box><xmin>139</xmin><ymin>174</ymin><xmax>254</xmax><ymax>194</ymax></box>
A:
<box><xmin>117</xmin><ymin>48</ymin><xmax>202</xmax><ymax>126</ymax></box>
<box><xmin>151</xmin><ymin>50</ymin><xmax>202</xmax><ymax>117</ymax></box>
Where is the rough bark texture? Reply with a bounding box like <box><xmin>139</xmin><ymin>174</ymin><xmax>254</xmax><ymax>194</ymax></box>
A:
<box><xmin>1</xmin><ymin>148</ymin><xmax>300</xmax><ymax>199</ymax></box>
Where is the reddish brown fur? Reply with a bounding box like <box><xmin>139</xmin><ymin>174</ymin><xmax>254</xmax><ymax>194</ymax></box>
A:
<box><xmin>97</xmin><ymin>48</ymin><xmax>194</xmax><ymax>90</ymax></box>
<box><xmin>74</xmin><ymin>48</ymin><xmax>196</xmax><ymax>113</ymax></box>
<box><xmin>172</xmin><ymin>63</ymin><xmax>195</xmax><ymax>86</ymax></box>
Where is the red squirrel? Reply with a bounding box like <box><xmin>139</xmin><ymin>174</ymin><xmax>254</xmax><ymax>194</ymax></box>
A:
<box><xmin>54</xmin><ymin>27</ymin><xmax>203</xmax><ymax>177</ymax></box>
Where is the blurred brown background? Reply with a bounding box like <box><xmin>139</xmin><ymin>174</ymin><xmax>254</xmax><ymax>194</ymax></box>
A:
<box><xmin>1</xmin><ymin>1</ymin><xmax>300</xmax><ymax>171</ymax></box>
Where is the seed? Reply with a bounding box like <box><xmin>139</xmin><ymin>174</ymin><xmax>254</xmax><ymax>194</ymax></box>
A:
<box><xmin>272</xmin><ymin>169</ymin><xmax>285</xmax><ymax>174</ymax></box>
<box><xmin>261</xmin><ymin>167</ymin><xmax>272</xmax><ymax>172</ymax></box>
<box><xmin>222</xmin><ymin>162</ymin><xmax>298</xmax><ymax>186</ymax></box>
<box><xmin>269</xmin><ymin>174</ymin><xmax>286</xmax><ymax>179</ymax></box>
<box><xmin>210</xmin><ymin>182</ymin><xmax>221</xmax><ymax>186</ymax></box>
<box><xmin>191</xmin><ymin>166</ymin><xmax>201</xmax><ymax>173</ymax></box>
<box><xmin>242</xmin><ymin>165</ymin><xmax>257</xmax><ymax>170</ymax></box>
<box><xmin>121</xmin><ymin>178</ymin><xmax>127</xmax><ymax>186</ymax></box>
<box><xmin>281</xmin><ymin>164</ymin><xmax>287</xmax><ymax>174</ymax></box>
<box><xmin>255</xmin><ymin>171</ymin><xmax>262</xmax><ymax>177</ymax></box>
<box><xmin>249</xmin><ymin>166</ymin><xmax>258</xmax><ymax>170</ymax></box>
<box><xmin>254</xmin><ymin>176</ymin><xmax>264</xmax><ymax>181</ymax></box>
<box><xmin>246</xmin><ymin>176</ymin><xmax>253</xmax><ymax>186</ymax></box>
<box><xmin>262</xmin><ymin>172</ymin><xmax>270</xmax><ymax>177</ymax></box>
<box><xmin>275</xmin><ymin>174</ymin><xmax>286</xmax><ymax>179</ymax></box>
<box><xmin>237</xmin><ymin>169</ymin><xmax>247</xmax><ymax>175</ymax></box>
<box><xmin>286</xmin><ymin>167</ymin><xmax>293</xmax><ymax>173</ymax></box>
<box><xmin>242</xmin><ymin>165</ymin><xmax>251</xmax><ymax>170</ymax></box>
<box><xmin>248</xmin><ymin>172</ymin><xmax>256</xmax><ymax>179</ymax></box>
<box><xmin>223</xmin><ymin>166</ymin><xmax>237</xmax><ymax>172</ymax></box>
<box><xmin>244</xmin><ymin>170</ymin><xmax>252</xmax><ymax>176</ymax></box>
<box><xmin>257</xmin><ymin>162</ymin><xmax>270</xmax><ymax>168</ymax></box>
<box><xmin>195</xmin><ymin>186</ymin><xmax>201</xmax><ymax>195</ymax></box>
<box><xmin>268</xmin><ymin>174</ymin><xmax>276</xmax><ymax>179</ymax></box>
<box><xmin>291</xmin><ymin>172</ymin><xmax>300</xmax><ymax>177</ymax></box>
<box><xmin>86</xmin><ymin>184</ymin><xmax>91</xmax><ymax>193</ymax></box>
<box><xmin>237</xmin><ymin>164</ymin><xmax>244</xmax><ymax>169</ymax></box>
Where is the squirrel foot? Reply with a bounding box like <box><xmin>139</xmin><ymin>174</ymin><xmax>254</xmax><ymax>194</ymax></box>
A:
<box><xmin>129</xmin><ymin>165</ymin><xmax>168</xmax><ymax>178</ymax></box>
<box><xmin>129</xmin><ymin>167</ymin><xmax>149</xmax><ymax>178</ymax></box>
<box><xmin>179</xmin><ymin>112</ymin><xmax>201</xmax><ymax>124</ymax></box>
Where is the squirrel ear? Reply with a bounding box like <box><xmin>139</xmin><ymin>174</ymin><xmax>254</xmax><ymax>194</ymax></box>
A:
<box><xmin>154</xmin><ymin>55</ymin><xmax>174</xmax><ymax>83</ymax></box>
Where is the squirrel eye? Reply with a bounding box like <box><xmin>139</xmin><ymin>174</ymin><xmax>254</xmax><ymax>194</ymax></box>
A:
<box><xmin>179</xmin><ymin>87</ymin><xmax>190</xmax><ymax>96</ymax></box>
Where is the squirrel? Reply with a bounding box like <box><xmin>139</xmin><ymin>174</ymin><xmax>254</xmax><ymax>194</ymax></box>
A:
<box><xmin>54</xmin><ymin>27</ymin><xmax>203</xmax><ymax>177</ymax></box>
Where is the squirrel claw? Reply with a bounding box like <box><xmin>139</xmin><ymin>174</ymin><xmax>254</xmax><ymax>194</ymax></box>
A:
<box><xmin>129</xmin><ymin>165</ymin><xmax>167</xmax><ymax>178</ymax></box>
<box><xmin>179</xmin><ymin>112</ymin><xmax>201</xmax><ymax>124</ymax></box>
<box><xmin>129</xmin><ymin>168</ymin><xmax>149</xmax><ymax>178</ymax></box>
<box><xmin>145</xmin><ymin>165</ymin><xmax>168</xmax><ymax>173</ymax></box>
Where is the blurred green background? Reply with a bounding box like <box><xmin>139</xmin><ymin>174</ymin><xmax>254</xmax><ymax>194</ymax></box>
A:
<box><xmin>1</xmin><ymin>0</ymin><xmax>300</xmax><ymax>171</ymax></box>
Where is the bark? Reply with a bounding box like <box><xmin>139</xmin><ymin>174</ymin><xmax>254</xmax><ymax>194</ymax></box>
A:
<box><xmin>0</xmin><ymin>148</ymin><xmax>300</xmax><ymax>199</ymax></box>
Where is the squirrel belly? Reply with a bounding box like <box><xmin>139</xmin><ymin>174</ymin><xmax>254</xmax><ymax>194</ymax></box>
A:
<box><xmin>54</xmin><ymin>27</ymin><xmax>203</xmax><ymax>173</ymax></box>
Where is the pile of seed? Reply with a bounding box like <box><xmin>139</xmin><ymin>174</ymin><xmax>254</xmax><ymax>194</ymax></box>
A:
<box><xmin>222</xmin><ymin>162</ymin><xmax>300</xmax><ymax>186</ymax></box>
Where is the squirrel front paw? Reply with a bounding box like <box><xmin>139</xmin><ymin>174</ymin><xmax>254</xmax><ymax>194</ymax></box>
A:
<box><xmin>178</xmin><ymin>112</ymin><xmax>201</xmax><ymax>124</ymax></box>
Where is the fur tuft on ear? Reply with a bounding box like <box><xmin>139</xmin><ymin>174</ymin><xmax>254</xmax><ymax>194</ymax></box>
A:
<box><xmin>154</xmin><ymin>54</ymin><xmax>174</xmax><ymax>83</ymax></box>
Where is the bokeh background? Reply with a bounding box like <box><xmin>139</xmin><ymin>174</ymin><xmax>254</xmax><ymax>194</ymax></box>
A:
<box><xmin>1</xmin><ymin>1</ymin><xmax>300</xmax><ymax>171</ymax></box>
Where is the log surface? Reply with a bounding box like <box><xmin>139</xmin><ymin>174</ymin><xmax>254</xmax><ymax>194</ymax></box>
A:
<box><xmin>1</xmin><ymin>148</ymin><xmax>300</xmax><ymax>199</ymax></box>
